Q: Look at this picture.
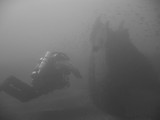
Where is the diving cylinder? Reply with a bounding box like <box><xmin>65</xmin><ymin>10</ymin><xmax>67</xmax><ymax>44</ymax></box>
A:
<box><xmin>37</xmin><ymin>51</ymin><xmax>53</xmax><ymax>77</ymax></box>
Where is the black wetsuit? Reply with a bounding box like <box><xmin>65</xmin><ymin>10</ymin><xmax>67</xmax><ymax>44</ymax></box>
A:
<box><xmin>1</xmin><ymin>59</ymin><xmax>71</xmax><ymax>102</ymax></box>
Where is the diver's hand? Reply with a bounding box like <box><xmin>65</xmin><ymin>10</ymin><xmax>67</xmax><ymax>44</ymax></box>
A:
<box><xmin>66</xmin><ymin>62</ymin><xmax>82</xmax><ymax>79</ymax></box>
<box><xmin>70</xmin><ymin>67</ymin><xmax>82</xmax><ymax>79</ymax></box>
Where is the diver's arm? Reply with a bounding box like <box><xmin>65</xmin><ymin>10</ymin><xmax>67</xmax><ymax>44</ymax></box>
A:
<box><xmin>55</xmin><ymin>61</ymin><xmax>82</xmax><ymax>79</ymax></box>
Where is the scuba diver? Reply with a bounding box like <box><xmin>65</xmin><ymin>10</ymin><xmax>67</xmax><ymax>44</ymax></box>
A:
<box><xmin>0</xmin><ymin>51</ymin><xmax>82</xmax><ymax>102</ymax></box>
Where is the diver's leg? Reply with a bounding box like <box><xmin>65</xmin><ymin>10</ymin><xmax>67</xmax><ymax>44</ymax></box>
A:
<box><xmin>2</xmin><ymin>84</ymin><xmax>30</xmax><ymax>102</ymax></box>
<box><xmin>3</xmin><ymin>85</ymin><xmax>42</xmax><ymax>102</ymax></box>
<box><xmin>2</xmin><ymin>75</ymin><xmax>32</xmax><ymax>91</ymax></box>
<box><xmin>1</xmin><ymin>76</ymin><xmax>42</xmax><ymax>102</ymax></box>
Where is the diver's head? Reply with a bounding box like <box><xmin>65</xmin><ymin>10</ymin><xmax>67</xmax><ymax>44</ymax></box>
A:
<box><xmin>44</xmin><ymin>51</ymin><xmax>52</xmax><ymax>58</ymax></box>
<box><xmin>44</xmin><ymin>51</ymin><xmax>69</xmax><ymax>62</ymax></box>
<box><xmin>53</xmin><ymin>52</ymin><xmax>70</xmax><ymax>61</ymax></box>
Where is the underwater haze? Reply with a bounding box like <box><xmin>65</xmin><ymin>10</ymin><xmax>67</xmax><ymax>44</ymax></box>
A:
<box><xmin>0</xmin><ymin>0</ymin><xmax>160</xmax><ymax>120</ymax></box>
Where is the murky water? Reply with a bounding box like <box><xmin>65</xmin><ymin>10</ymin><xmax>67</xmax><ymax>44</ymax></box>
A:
<box><xmin>0</xmin><ymin>0</ymin><xmax>160</xmax><ymax>120</ymax></box>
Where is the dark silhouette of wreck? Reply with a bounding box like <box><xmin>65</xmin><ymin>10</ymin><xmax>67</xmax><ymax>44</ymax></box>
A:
<box><xmin>89</xmin><ymin>17</ymin><xmax>160</xmax><ymax>119</ymax></box>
